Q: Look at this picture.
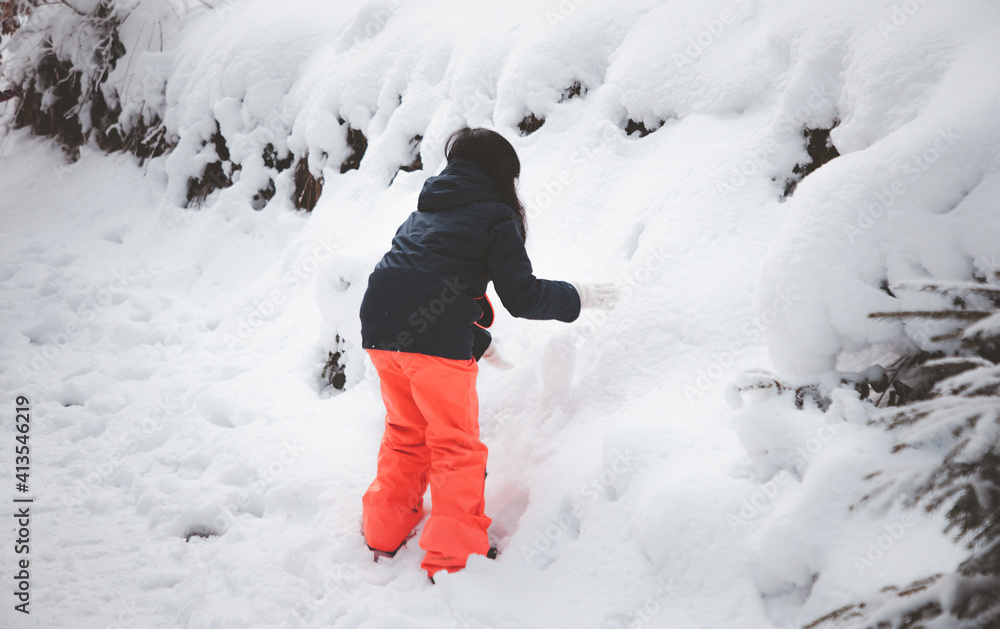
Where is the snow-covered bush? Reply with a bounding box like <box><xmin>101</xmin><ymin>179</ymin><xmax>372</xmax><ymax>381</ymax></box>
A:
<box><xmin>1</xmin><ymin>0</ymin><xmax>396</xmax><ymax>209</ymax></box>
<box><xmin>829</xmin><ymin>283</ymin><xmax>1000</xmax><ymax>628</ymax></box>
<box><xmin>0</xmin><ymin>0</ymin><xmax>177</xmax><ymax>159</ymax></box>
<box><xmin>735</xmin><ymin>280</ymin><xmax>1000</xmax><ymax>628</ymax></box>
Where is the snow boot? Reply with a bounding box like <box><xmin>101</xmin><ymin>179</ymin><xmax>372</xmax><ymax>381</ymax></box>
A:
<box><xmin>428</xmin><ymin>547</ymin><xmax>498</xmax><ymax>583</ymax></box>
<box><xmin>369</xmin><ymin>531</ymin><xmax>416</xmax><ymax>562</ymax></box>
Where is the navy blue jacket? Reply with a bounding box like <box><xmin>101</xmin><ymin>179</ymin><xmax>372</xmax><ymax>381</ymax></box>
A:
<box><xmin>360</xmin><ymin>158</ymin><xmax>581</xmax><ymax>360</ymax></box>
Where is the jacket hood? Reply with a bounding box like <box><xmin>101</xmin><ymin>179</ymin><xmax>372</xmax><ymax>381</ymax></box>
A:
<box><xmin>417</xmin><ymin>157</ymin><xmax>503</xmax><ymax>212</ymax></box>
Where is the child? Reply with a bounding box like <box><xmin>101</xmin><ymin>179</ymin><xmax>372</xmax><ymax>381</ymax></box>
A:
<box><xmin>359</xmin><ymin>127</ymin><xmax>617</xmax><ymax>579</ymax></box>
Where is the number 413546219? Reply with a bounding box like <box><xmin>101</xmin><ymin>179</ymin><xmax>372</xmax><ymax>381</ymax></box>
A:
<box><xmin>15</xmin><ymin>395</ymin><xmax>30</xmax><ymax>487</ymax></box>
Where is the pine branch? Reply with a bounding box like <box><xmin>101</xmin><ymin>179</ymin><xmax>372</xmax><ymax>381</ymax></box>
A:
<box><xmin>869</xmin><ymin>310</ymin><xmax>994</xmax><ymax>323</ymax></box>
<box><xmin>892</xmin><ymin>281</ymin><xmax>1000</xmax><ymax>298</ymax></box>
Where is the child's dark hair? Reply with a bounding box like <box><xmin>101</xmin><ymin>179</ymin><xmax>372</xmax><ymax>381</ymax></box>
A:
<box><xmin>445</xmin><ymin>127</ymin><xmax>527</xmax><ymax>239</ymax></box>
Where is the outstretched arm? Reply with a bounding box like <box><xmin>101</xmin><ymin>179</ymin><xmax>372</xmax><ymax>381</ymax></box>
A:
<box><xmin>486</xmin><ymin>219</ymin><xmax>581</xmax><ymax>322</ymax></box>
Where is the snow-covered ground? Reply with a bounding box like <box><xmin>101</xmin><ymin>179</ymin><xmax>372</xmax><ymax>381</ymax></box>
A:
<box><xmin>2</xmin><ymin>0</ymin><xmax>997</xmax><ymax>627</ymax></box>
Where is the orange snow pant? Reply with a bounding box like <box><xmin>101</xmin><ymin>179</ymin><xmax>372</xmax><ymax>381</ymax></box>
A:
<box><xmin>362</xmin><ymin>349</ymin><xmax>492</xmax><ymax>577</ymax></box>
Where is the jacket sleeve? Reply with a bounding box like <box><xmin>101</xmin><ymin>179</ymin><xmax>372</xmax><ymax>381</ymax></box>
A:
<box><xmin>486</xmin><ymin>218</ymin><xmax>582</xmax><ymax>322</ymax></box>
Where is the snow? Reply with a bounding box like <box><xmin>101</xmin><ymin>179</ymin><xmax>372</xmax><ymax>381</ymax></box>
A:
<box><xmin>753</xmin><ymin>0</ymin><xmax>1000</xmax><ymax>375</ymax></box>
<box><xmin>1</xmin><ymin>0</ymin><xmax>994</xmax><ymax>626</ymax></box>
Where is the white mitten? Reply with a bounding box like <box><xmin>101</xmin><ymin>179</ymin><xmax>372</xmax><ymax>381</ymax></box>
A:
<box><xmin>572</xmin><ymin>282</ymin><xmax>621</xmax><ymax>310</ymax></box>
